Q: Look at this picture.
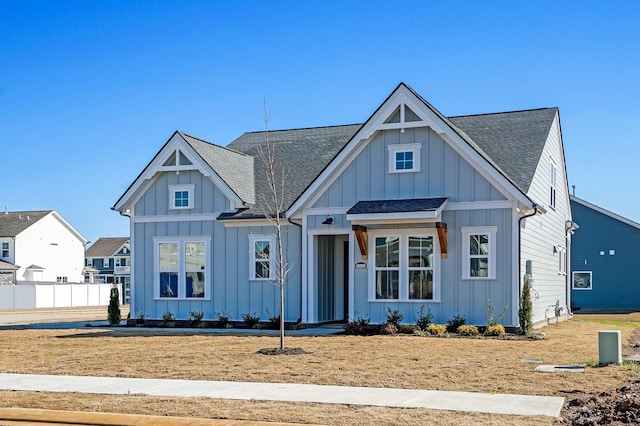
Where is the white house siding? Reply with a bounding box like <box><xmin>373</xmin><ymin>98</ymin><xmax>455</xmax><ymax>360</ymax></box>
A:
<box><xmin>305</xmin><ymin>128</ymin><xmax>516</xmax><ymax>325</ymax></box>
<box><xmin>14</xmin><ymin>213</ymin><xmax>85</xmax><ymax>283</ymax></box>
<box><xmin>520</xmin><ymin>114</ymin><xmax>571</xmax><ymax>326</ymax></box>
<box><xmin>131</xmin><ymin>169</ymin><xmax>302</xmax><ymax>322</ymax></box>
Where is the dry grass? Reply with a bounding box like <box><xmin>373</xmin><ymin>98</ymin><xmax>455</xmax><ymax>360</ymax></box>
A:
<box><xmin>0</xmin><ymin>319</ymin><xmax>638</xmax><ymax>425</ymax></box>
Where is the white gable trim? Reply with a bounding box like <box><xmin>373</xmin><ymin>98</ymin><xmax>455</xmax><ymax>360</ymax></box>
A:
<box><xmin>113</xmin><ymin>132</ymin><xmax>243</xmax><ymax>212</ymax></box>
<box><xmin>287</xmin><ymin>84</ymin><xmax>533</xmax><ymax>217</ymax></box>
<box><xmin>49</xmin><ymin>211</ymin><xmax>89</xmax><ymax>245</ymax></box>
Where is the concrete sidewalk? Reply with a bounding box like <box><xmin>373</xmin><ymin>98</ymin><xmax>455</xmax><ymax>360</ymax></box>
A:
<box><xmin>0</xmin><ymin>373</ymin><xmax>564</xmax><ymax>418</ymax></box>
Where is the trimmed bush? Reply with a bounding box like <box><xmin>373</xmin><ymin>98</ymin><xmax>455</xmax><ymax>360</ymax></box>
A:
<box><xmin>446</xmin><ymin>314</ymin><xmax>466</xmax><ymax>333</ymax></box>
<box><xmin>241</xmin><ymin>312</ymin><xmax>261</xmax><ymax>328</ymax></box>
<box><xmin>519</xmin><ymin>280</ymin><xmax>533</xmax><ymax>335</ymax></box>
<box><xmin>107</xmin><ymin>287</ymin><xmax>121</xmax><ymax>326</ymax></box>
<box><xmin>485</xmin><ymin>324</ymin><xmax>506</xmax><ymax>336</ymax></box>
<box><xmin>415</xmin><ymin>305</ymin><xmax>433</xmax><ymax>330</ymax></box>
<box><xmin>457</xmin><ymin>324</ymin><xmax>479</xmax><ymax>336</ymax></box>
<box><xmin>385</xmin><ymin>308</ymin><xmax>403</xmax><ymax>326</ymax></box>
<box><xmin>426</xmin><ymin>323</ymin><xmax>447</xmax><ymax>336</ymax></box>
<box><xmin>344</xmin><ymin>313</ymin><xmax>370</xmax><ymax>335</ymax></box>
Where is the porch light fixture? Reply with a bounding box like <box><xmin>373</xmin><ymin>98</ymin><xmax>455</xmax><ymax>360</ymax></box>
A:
<box><xmin>321</xmin><ymin>216</ymin><xmax>334</xmax><ymax>225</ymax></box>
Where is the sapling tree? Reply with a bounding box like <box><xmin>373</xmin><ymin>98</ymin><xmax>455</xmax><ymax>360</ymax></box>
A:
<box><xmin>257</xmin><ymin>99</ymin><xmax>291</xmax><ymax>350</ymax></box>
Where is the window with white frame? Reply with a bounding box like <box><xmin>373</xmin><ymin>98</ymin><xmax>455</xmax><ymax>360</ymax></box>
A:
<box><xmin>370</xmin><ymin>230</ymin><xmax>439</xmax><ymax>301</ymax></box>
<box><xmin>103</xmin><ymin>258</ymin><xmax>110</xmax><ymax>268</ymax></box>
<box><xmin>155</xmin><ymin>237</ymin><xmax>209</xmax><ymax>299</ymax></box>
<box><xmin>1</xmin><ymin>242</ymin><xmax>8</xmax><ymax>258</ymax></box>
<box><xmin>557</xmin><ymin>246</ymin><xmax>567</xmax><ymax>275</ymax></box>
<box><xmin>249</xmin><ymin>235</ymin><xmax>275</xmax><ymax>280</ymax></box>
<box><xmin>550</xmin><ymin>160</ymin><xmax>557</xmax><ymax>209</ymax></box>
<box><xmin>86</xmin><ymin>258</ymin><xmax>93</xmax><ymax>267</ymax></box>
<box><xmin>461</xmin><ymin>227</ymin><xmax>497</xmax><ymax>279</ymax></box>
<box><xmin>388</xmin><ymin>144</ymin><xmax>421</xmax><ymax>173</ymax></box>
<box><xmin>169</xmin><ymin>184</ymin><xmax>195</xmax><ymax>210</ymax></box>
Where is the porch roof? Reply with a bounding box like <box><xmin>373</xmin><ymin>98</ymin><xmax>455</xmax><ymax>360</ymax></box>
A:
<box><xmin>346</xmin><ymin>197</ymin><xmax>448</xmax><ymax>224</ymax></box>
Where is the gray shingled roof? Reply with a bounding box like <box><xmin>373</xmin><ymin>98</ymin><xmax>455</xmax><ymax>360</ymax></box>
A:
<box><xmin>179</xmin><ymin>100</ymin><xmax>556</xmax><ymax>218</ymax></box>
<box><xmin>181</xmin><ymin>132</ymin><xmax>255</xmax><ymax>204</ymax></box>
<box><xmin>0</xmin><ymin>211</ymin><xmax>52</xmax><ymax>237</ymax></box>
<box><xmin>347</xmin><ymin>198</ymin><xmax>448</xmax><ymax>215</ymax></box>
<box><xmin>86</xmin><ymin>237</ymin><xmax>129</xmax><ymax>257</ymax></box>
<box><xmin>449</xmin><ymin>108</ymin><xmax>558</xmax><ymax>192</ymax></box>
<box><xmin>0</xmin><ymin>260</ymin><xmax>19</xmax><ymax>271</ymax></box>
<box><xmin>226</xmin><ymin>125</ymin><xmax>362</xmax><ymax>215</ymax></box>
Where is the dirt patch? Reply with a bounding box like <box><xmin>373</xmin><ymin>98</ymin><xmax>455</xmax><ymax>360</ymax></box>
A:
<box><xmin>558</xmin><ymin>329</ymin><xmax>640</xmax><ymax>425</ymax></box>
<box><xmin>256</xmin><ymin>347</ymin><xmax>311</xmax><ymax>356</ymax></box>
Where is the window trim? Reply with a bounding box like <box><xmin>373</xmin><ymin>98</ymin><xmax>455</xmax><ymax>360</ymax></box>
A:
<box><xmin>1</xmin><ymin>242</ymin><xmax>9</xmax><ymax>258</ymax></box>
<box><xmin>461</xmin><ymin>226</ymin><xmax>497</xmax><ymax>280</ymax></box>
<box><xmin>388</xmin><ymin>143</ymin><xmax>422</xmax><ymax>173</ymax></box>
<box><xmin>153</xmin><ymin>236</ymin><xmax>211</xmax><ymax>300</ymax></box>
<box><xmin>367</xmin><ymin>229</ymin><xmax>440</xmax><ymax>302</ymax></box>
<box><xmin>249</xmin><ymin>234</ymin><xmax>276</xmax><ymax>281</ymax></box>
<box><xmin>572</xmin><ymin>271</ymin><xmax>592</xmax><ymax>290</ymax></box>
<box><xmin>169</xmin><ymin>184</ymin><xmax>195</xmax><ymax>210</ymax></box>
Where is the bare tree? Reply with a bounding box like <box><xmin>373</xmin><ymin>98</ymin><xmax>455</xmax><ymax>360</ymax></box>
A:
<box><xmin>257</xmin><ymin>99</ymin><xmax>290</xmax><ymax>350</ymax></box>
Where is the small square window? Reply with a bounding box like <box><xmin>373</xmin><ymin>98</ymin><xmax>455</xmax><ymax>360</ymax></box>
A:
<box><xmin>169</xmin><ymin>184</ymin><xmax>195</xmax><ymax>210</ymax></box>
<box><xmin>388</xmin><ymin>144</ymin><xmax>421</xmax><ymax>173</ymax></box>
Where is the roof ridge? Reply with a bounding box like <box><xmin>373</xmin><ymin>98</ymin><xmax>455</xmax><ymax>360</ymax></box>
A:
<box><xmin>179</xmin><ymin>131</ymin><xmax>250</xmax><ymax>157</ymax></box>
<box><xmin>448</xmin><ymin>107</ymin><xmax>558</xmax><ymax>119</ymax></box>
<box><xmin>242</xmin><ymin>123</ymin><xmax>362</xmax><ymax>135</ymax></box>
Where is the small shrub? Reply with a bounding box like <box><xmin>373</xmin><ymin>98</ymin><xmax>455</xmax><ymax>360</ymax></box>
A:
<box><xmin>189</xmin><ymin>311</ymin><xmax>204</xmax><ymax>328</ymax></box>
<box><xmin>241</xmin><ymin>312</ymin><xmax>261</xmax><ymax>328</ymax></box>
<box><xmin>426</xmin><ymin>323</ymin><xmax>447</xmax><ymax>336</ymax></box>
<box><xmin>344</xmin><ymin>313</ymin><xmax>370</xmax><ymax>335</ymax></box>
<box><xmin>457</xmin><ymin>324</ymin><xmax>479</xmax><ymax>336</ymax></box>
<box><xmin>446</xmin><ymin>314</ymin><xmax>466</xmax><ymax>333</ymax></box>
<box><xmin>265</xmin><ymin>307</ymin><xmax>280</xmax><ymax>330</ymax></box>
<box><xmin>216</xmin><ymin>310</ymin><xmax>232</xmax><ymax>328</ymax></box>
<box><xmin>415</xmin><ymin>305</ymin><xmax>433</xmax><ymax>330</ymax></box>
<box><xmin>486</xmin><ymin>300</ymin><xmax>508</xmax><ymax>327</ymax></box>
<box><xmin>398</xmin><ymin>324</ymin><xmax>417</xmax><ymax>334</ymax></box>
<box><xmin>161</xmin><ymin>310</ymin><xmax>176</xmax><ymax>327</ymax></box>
<box><xmin>380</xmin><ymin>323</ymin><xmax>398</xmax><ymax>335</ymax></box>
<box><xmin>107</xmin><ymin>287</ymin><xmax>121</xmax><ymax>326</ymax></box>
<box><xmin>485</xmin><ymin>324</ymin><xmax>506</xmax><ymax>336</ymax></box>
<box><xmin>519</xmin><ymin>280</ymin><xmax>533</xmax><ymax>335</ymax></box>
<box><xmin>385</xmin><ymin>308</ymin><xmax>403</xmax><ymax>326</ymax></box>
<box><xmin>134</xmin><ymin>310</ymin><xmax>146</xmax><ymax>327</ymax></box>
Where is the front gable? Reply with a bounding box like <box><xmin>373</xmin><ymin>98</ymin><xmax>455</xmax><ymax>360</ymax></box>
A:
<box><xmin>113</xmin><ymin>132</ymin><xmax>245</xmax><ymax>214</ymax></box>
<box><xmin>288</xmin><ymin>83</ymin><xmax>533</xmax><ymax>217</ymax></box>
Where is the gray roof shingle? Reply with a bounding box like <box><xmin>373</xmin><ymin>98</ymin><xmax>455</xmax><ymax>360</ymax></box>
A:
<box><xmin>347</xmin><ymin>198</ymin><xmax>448</xmax><ymax>215</ymax></box>
<box><xmin>86</xmin><ymin>237</ymin><xmax>129</xmax><ymax>257</ymax></box>
<box><xmin>0</xmin><ymin>211</ymin><xmax>52</xmax><ymax>237</ymax></box>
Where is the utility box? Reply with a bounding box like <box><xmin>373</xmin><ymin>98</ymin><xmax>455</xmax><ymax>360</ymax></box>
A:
<box><xmin>598</xmin><ymin>330</ymin><xmax>622</xmax><ymax>365</ymax></box>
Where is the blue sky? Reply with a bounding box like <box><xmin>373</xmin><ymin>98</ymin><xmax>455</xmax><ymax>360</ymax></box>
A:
<box><xmin>1</xmin><ymin>1</ymin><xmax>639</xmax><ymax>245</ymax></box>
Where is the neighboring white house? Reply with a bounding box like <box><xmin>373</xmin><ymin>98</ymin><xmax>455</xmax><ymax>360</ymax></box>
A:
<box><xmin>0</xmin><ymin>210</ymin><xmax>88</xmax><ymax>283</ymax></box>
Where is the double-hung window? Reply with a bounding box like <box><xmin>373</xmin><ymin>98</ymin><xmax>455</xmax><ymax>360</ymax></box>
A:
<box><xmin>461</xmin><ymin>227</ymin><xmax>497</xmax><ymax>280</ymax></box>
<box><xmin>169</xmin><ymin>184</ymin><xmax>195</xmax><ymax>210</ymax></box>
<box><xmin>388</xmin><ymin>144</ymin><xmax>421</xmax><ymax>173</ymax></box>
<box><xmin>249</xmin><ymin>235</ymin><xmax>275</xmax><ymax>280</ymax></box>
<box><xmin>1</xmin><ymin>242</ymin><xmax>9</xmax><ymax>258</ymax></box>
<box><xmin>371</xmin><ymin>230</ymin><xmax>439</xmax><ymax>301</ymax></box>
<box><xmin>155</xmin><ymin>237</ymin><xmax>210</xmax><ymax>299</ymax></box>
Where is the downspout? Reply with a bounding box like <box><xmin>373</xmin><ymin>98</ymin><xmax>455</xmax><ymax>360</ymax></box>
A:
<box><xmin>517</xmin><ymin>204</ymin><xmax>540</xmax><ymax>303</ymax></box>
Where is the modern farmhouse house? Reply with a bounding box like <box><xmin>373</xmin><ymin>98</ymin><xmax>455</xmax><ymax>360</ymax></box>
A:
<box><xmin>113</xmin><ymin>83</ymin><xmax>573</xmax><ymax>328</ymax></box>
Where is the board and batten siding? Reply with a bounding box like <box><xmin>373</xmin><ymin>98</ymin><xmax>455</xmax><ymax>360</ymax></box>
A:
<box><xmin>306</xmin><ymin>127</ymin><xmax>515</xmax><ymax>326</ymax></box>
<box><xmin>132</xmin><ymin>169</ymin><xmax>302</xmax><ymax>322</ymax></box>
<box><xmin>520</xmin><ymin>114</ymin><xmax>571</xmax><ymax>325</ymax></box>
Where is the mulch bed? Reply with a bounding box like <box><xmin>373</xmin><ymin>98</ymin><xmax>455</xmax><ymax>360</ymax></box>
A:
<box><xmin>256</xmin><ymin>347</ymin><xmax>311</xmax><ymax>356</ymax></box>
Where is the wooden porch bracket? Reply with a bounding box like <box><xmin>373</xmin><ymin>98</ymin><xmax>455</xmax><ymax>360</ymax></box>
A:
<box><xmin>352</xmin><ymin>225</ymin><xmax>368</xmax><ymax>260</ymax></box>
<box><xmin>436</xmin><ymin>222</ymin><xmax>448</xmax><ymax>258</ymax></box>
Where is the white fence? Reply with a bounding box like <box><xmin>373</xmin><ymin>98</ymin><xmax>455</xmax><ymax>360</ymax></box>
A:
<box><xmin>0</xmin><ymin>282</ymin><xmax>119</xmax><ymax>310</ymax></box>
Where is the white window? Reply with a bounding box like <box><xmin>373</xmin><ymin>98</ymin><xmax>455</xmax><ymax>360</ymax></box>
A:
<box><xmin>388</xmin><ymin>144</ymin><xmax>421</xmax><ymax>173</ymax></box>
<box><xmin>558</xmin><ymin>246</ymin><xmax>567</xmax><ymax>275</ymax></box>
<box><xmin>461</xmin><ymin>227</ymin><xmax>497</xmax><ymax>280</ymax></box>
<box><xmin>573</xmin><ymin>271</ymin><xmax>592</xmax><ymax>290</ymax></box>
<box><xmin>103</xmin><ymin>258</ymin><xmax>110</xmax><ymax>268</ymax></box>
<box><xmin>249</xmin><ymin>235</ymin><xmax>275</xmax><ymax>280</ymax></box>
<box><xmin>86</xmin><ymin>258</ymin><xmax>93</xmax><ymax>267</ymax></box>
<box><xmin>169</xmin><ymin>184</ymin><xmax>195</xmax><ymax>210</ymax></box>
<box><xmin>550</xmin><ymin>160</ymin><xmax>557</xmax><ymax>209</ymax></box>
<box><xmin>369</xmin><ymin>230</ymin><xmax>439</xmax><ymax>301</ymax></box>
<box><xmin>154</xmin><ymin>237</ymin><xmax>210</xmax><ymax>299</ymax></box>
<box><xmin>115</xmin><ymin>258</ymin><xmax>128</xmax><ymax>267</ymax></box>
<box><xmin>1</xmin><ymin>242</ymin><xmax>8</xmax><ymax>258</ymax></box>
